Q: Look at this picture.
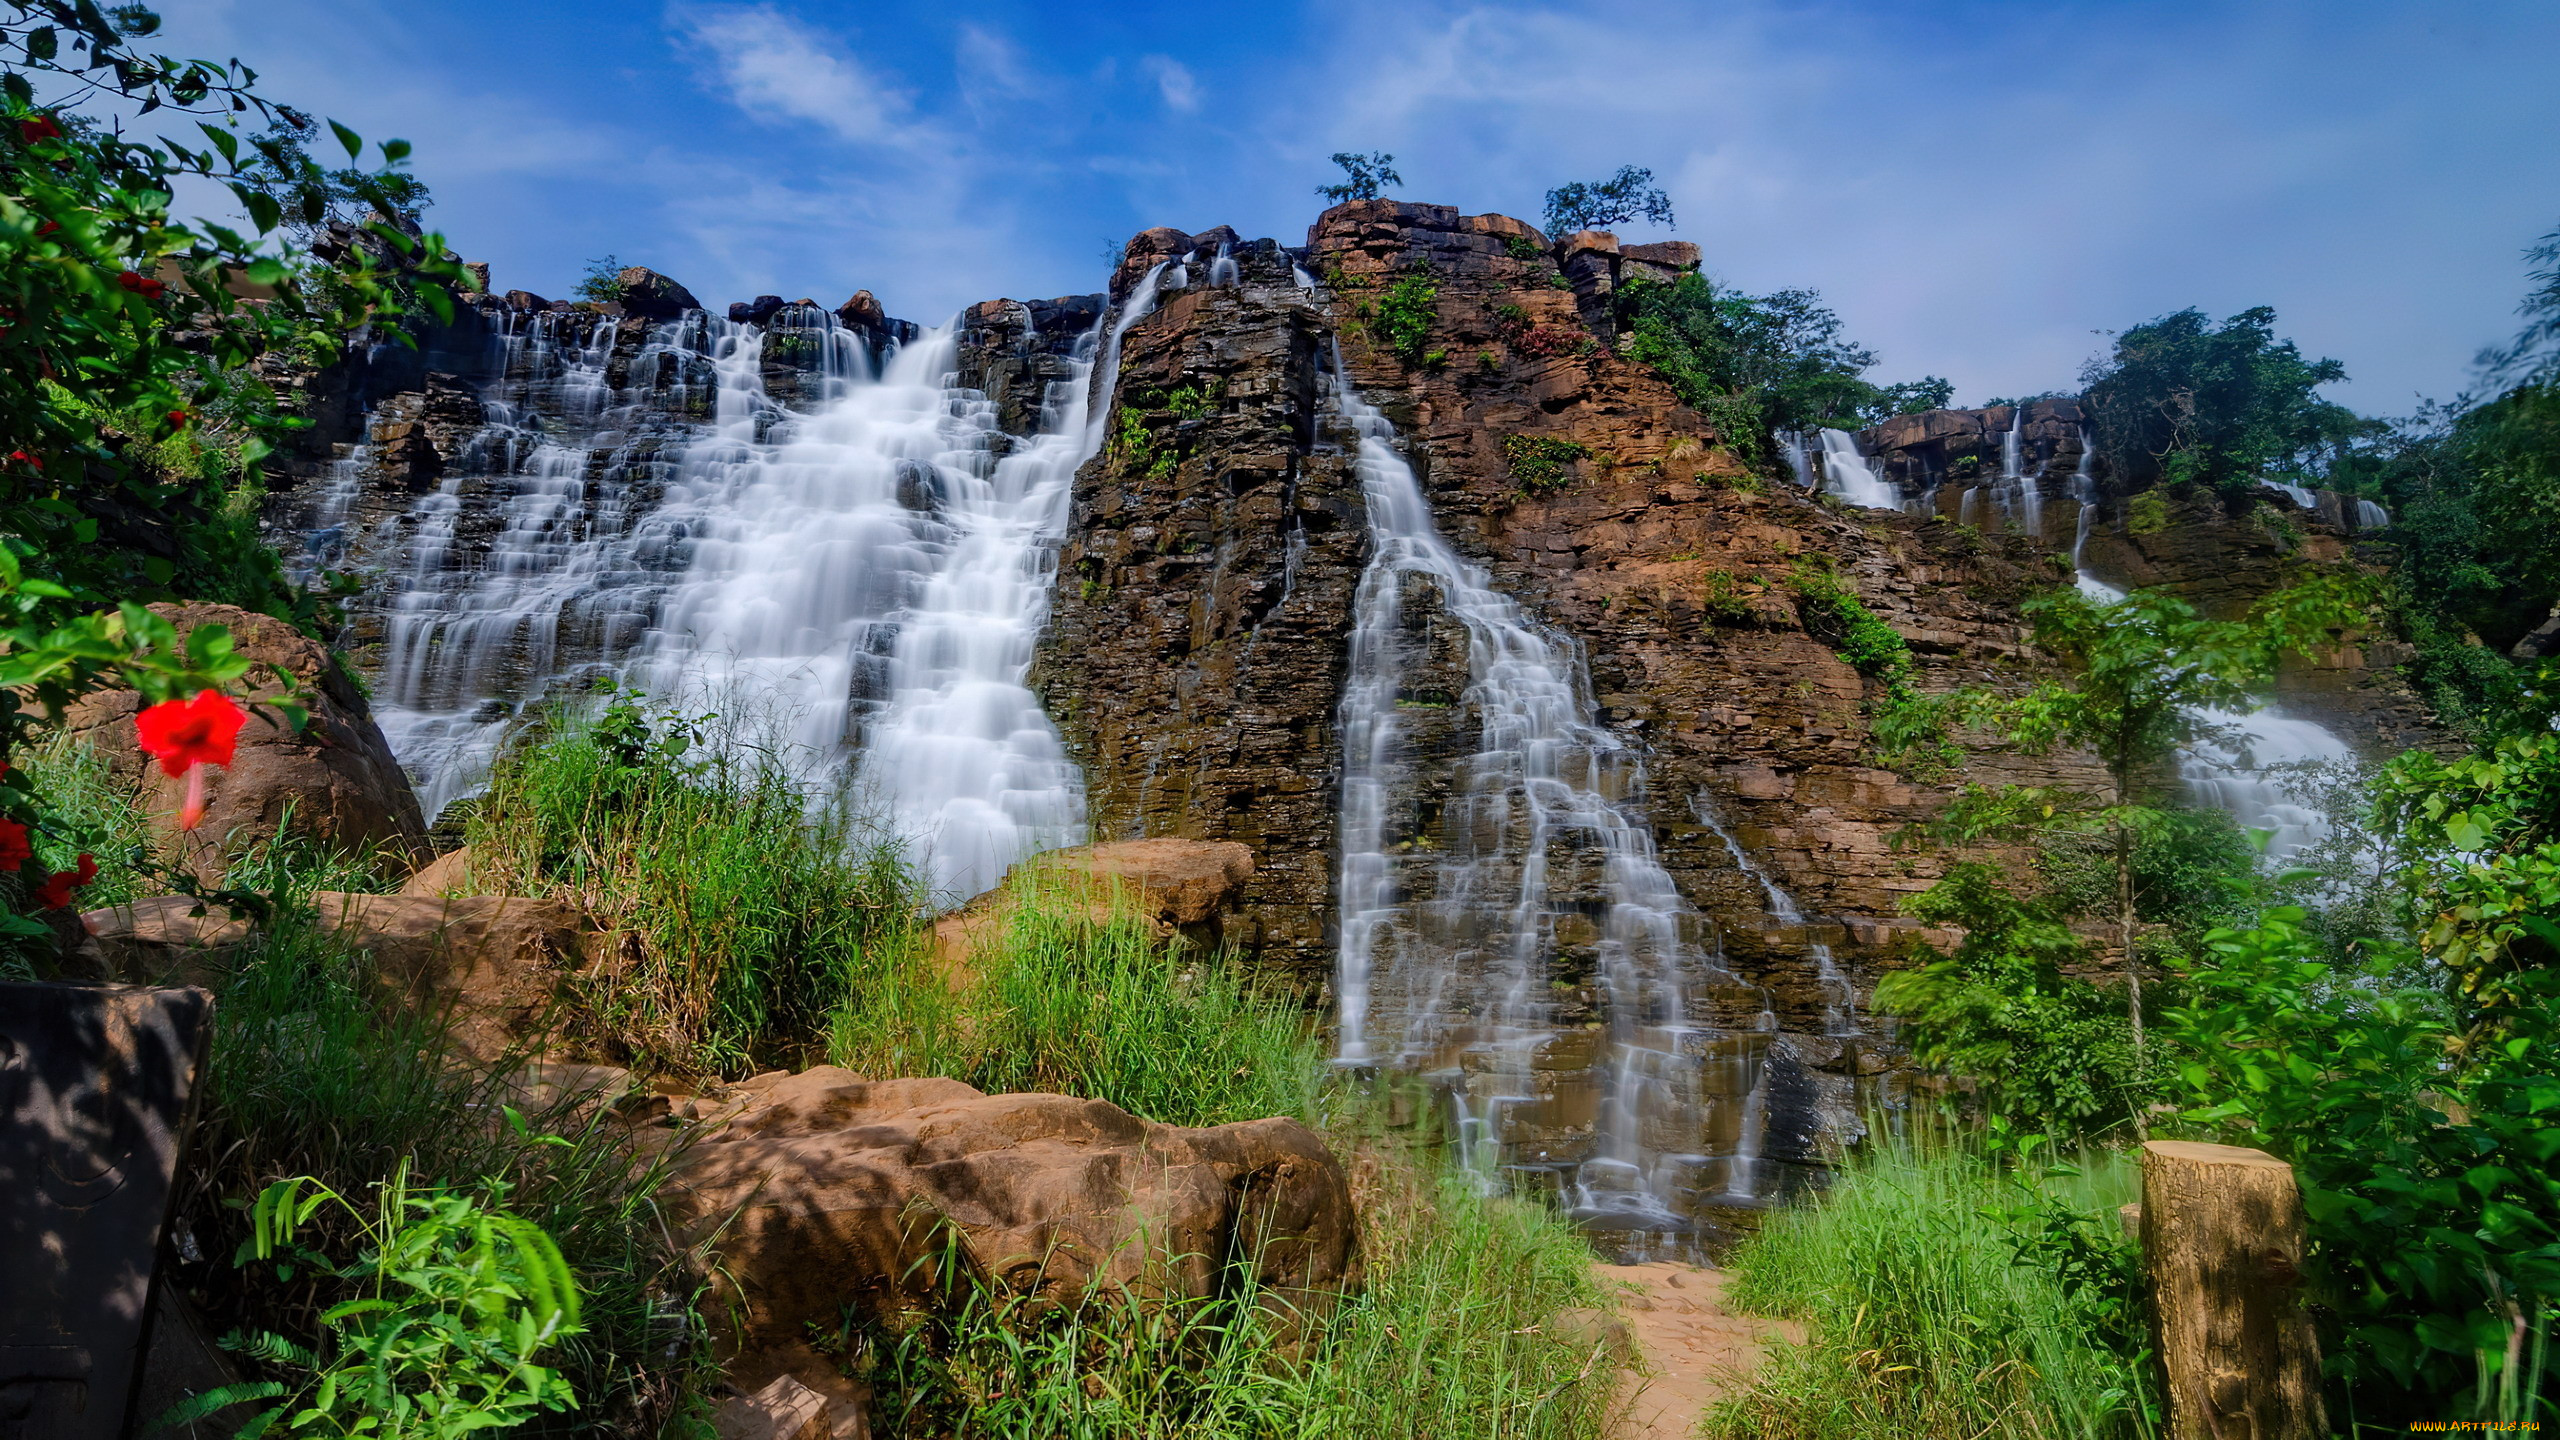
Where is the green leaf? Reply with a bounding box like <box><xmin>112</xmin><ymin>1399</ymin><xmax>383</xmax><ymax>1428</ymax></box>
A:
<box><xmin>328</xmin><ymin>119</ymin><xmax>363</xmax><ymax>159</ymax></box>
<box><xmin>235</xmin><ymin>188</ymin><xmax>280</xmax><ymax>236</ymax></box>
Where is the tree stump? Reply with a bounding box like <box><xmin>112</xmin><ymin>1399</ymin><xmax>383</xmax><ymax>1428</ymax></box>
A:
<box><xmin>2140</xmin><ymin>1140</ymin><xmax>2326</xmax><ymax>1439</ymax></box>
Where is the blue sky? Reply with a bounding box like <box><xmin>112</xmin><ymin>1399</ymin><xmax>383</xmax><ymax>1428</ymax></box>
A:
<box><xmin>162</xmin><ymin>0</ymin><xmax>2560</xmax><ymax>411</ymax></box>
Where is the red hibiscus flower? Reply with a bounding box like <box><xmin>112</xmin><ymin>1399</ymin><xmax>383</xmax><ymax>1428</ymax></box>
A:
<box><xmin>32</xmin><ymin>854</ymin><xmax>98</xmax><ymax>911</ymax></box>
<box><xmin>117</xmin><ymin>271</ymin><xmax>167</xmax><ymax>300</ymax></box>
<box><xmin>7</xmin><ymin>450</ymin><xmax>40</xmax><ymax>469</ymax></box>
<box><xmin>18</xmin><ymin>115</ymin><xmax>63</xmax><ymax>143</ymax></box>
<box><xmin>166</xmin><ymin>409</ymin><xmax>191</xmax><ymax>428</ymax></box>
<box><xmin>0</xmin><ymin>817</ymin><xmax>29</xmax><ymax>872</ymax></box>
<box><xmin>137</xmin><ymin>690</ymin><xmax>249</xmax><ymax>831</ymax></box>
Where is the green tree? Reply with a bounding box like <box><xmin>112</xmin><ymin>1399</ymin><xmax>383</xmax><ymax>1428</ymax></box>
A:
<box><xmin>231</xmin><ymin>112</ymin><xmax>433</xmax><ymax>245</ymax></box>
<box><xmin>1316</xmin><ymin>150</ymin><xmax>1400</xmax><ymax>203</ymax></box>
<box><xmin>571</xmin><ymin>254</ymin><xmax>624</xmax><ymax>303</ymax></box>
<box><xmin>1968</xmin><ymin>581</ymin><xmax>2367</xmax><ymax>1058</ymax></box>
<box><xmin>1542</xmin><ymin>164</ymin><xmax>1674</xmax><ymax>235</ymax></box>
<box><xmin>2081</xmin><ymin>305</ymin><xmax>2369</xmax><ymax>500</ymax></box>
<box><xmin>1617</xmin><ymin>273</ymin><xmax>1951</xmax><ymax>466</ymax></box>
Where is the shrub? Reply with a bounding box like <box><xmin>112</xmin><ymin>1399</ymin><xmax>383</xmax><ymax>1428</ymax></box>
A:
<box><xmin>1698</xmin><ymin>568</ymin><xmax>1753</xmax><ymax>624</ymax></box>
<box><xmin>1504</xmin><ymin>434</ymin><xmax>1590</xmax><ymax>495</ymax></box>
<box><xmin>1366</xmin><ymin>273</ymin><xmax>1439</xmax><ymax>366</ymax></box>
<box><xmin>572</xmin><ymin>255</ymin><xmax>625</xmax><ymax>303</ymax></box>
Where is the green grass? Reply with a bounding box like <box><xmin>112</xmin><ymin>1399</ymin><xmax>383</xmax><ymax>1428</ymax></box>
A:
<box><xmin>856</xmin><ymin>1128</ymin><xmax>1616</xmax><ymax>1440</ymax></box>
<box><xmin>180</xmin><ymin>886</ymin><xmax>708</xmax><ymax>1440</ymax></box>
<box><xmin>830</xmin><ymin>873</ymin><xmax>1322</xmax><ymax>1129</ymax></box>
<box><xmin>465</xmin><ymin>694</ymin><xmax>919</xmax><ymax>1079</ymax></box>
<box><xmin>1703</xmin><ymin>1139</ymin><xmax>2157</xmax><ymax>1440</ymax></box>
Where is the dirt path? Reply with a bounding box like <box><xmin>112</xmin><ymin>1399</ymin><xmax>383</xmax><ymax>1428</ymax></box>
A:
<box><xmin>1594</xmin><ymin>1262</ymin><xmax>1804</xmax><ymax>1440</ymax></box>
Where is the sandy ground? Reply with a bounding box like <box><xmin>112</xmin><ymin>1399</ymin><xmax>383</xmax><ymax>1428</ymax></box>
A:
<box><xmin>1593</xmin><ymin>1262</ymin><xmax>1806</xmax><ymax>1440</ymax></box>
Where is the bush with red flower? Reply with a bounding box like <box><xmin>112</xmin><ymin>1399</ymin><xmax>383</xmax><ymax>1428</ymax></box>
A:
<box><xmin>1</xmin><ymin>4</ymin><xmax>446</xmax><ymax>951</ymax></box>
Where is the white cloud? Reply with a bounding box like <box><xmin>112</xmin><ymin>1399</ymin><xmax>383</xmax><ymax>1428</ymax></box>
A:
<box><xmin>668</xmin><ymin>3</ymin><xmax>926</xmax><ymax>148</ymax></box>
<box><xmin>1142</xmin><ymin>55</ymin><xmax>1200</xmax><ymax>113</ymax></box>
<box><xmin>956</xmin><ymin>24</ymin><xmax>1041</xmax><ymax>115</ymax></box>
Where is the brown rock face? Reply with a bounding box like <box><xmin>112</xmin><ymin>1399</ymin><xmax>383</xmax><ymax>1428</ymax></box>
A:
<box><xmin>614</xmin><ymin>267</ymin><xmax>701</xmax><ymax>321</ymax></box>
<box><xmin>955</xmin><ymin>293</ymin><xmax>1107</xmax><ymax>438</ymax></box>
<box><xmin>1031</xmin><ymin>231</ymin><xmax>1363</xmax><ymax>980</ymax></box>
<box><xmin>665</xmin><ymin>1068</ymin><xmax>1360</xmax><ymax>1385</ymax></box>
<box><xmin>931</xmin><ymin>838</ymin><xmax>1258</xmax><ymax>976</ymax></box>
<box><xmin>59</xmin><ymin>603</ymin><xmax>427</xmax><ymax>879</ymax></box>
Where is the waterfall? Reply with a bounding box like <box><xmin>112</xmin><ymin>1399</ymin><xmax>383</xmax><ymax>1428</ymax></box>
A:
<box><xmin>2179</xmin><ymin>707</ymin><xmax>2353</xmax><ymax>867</ymax></box>
<box><xmin>1996</xmin><ymin>404</ymin><xmax>2041</xmax><ymax>541</ymax></box>
<box><xmin>1776</xmin><ymin>431</ymin><xmax>1814</xmax><ymax>489</ymax></box>
<box><xmin>371</xmin><ymin>309</ymin><xmax>746</xmax><ymax>820</ymax></box>
<box><xmin>1330</xmin><ymin>356</ymin><xmax>1765</xmax><ymax>1250</ymax></box>
<box><xmin>2067</xmin><ymin>431</ymin><xmax>2124</xmax><ymax>601</ymax></box>
<box><xmin>1693</xmin><ymin>798</ymin><xmax>1857</xmax><ymax>1038</ymax></box>
<box><xmin>2356</xmin><ymin>498</ymin><xmax>2391</xmax><ymax>530</ymax></box>
<box><xmin>2261</xmin><ymin>478</ymin><xmax>2317</xmax><ymax>508</ymax></box>
<box><xmin>1815</xmin><ymin>429</ymin><xmax>1899</xmax><ymax>510</ymax></box>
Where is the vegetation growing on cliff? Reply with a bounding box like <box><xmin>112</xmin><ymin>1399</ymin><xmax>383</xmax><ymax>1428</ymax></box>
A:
<box><xmin>1503</xmin><ymin>433</ymin><xmax>1590</xmax><ymax>494</ymax></box>
<box><xmin>2081</xmin><ymin>306</ymin><xmax>2366</xmax><ymax>503</ymax></box>
<box><xmin>1616</xmin><ymin>274</ymin><xmax>1951</xmax><ymax>468</ymax></box>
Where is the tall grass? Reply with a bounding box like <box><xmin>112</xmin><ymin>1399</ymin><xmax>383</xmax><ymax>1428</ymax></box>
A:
<box><xmin>1703</xmin><ymin>1140</ymin><xmax>2157</xmax><ymax>1440</ymax></box>
<box><xmin>466</xmin><ymin>696</ymin><xmax>919</xmax><ymax>1078</ymax></box>
<box><xmin>176</xmin><ymin>887</ymin><xmax>707</xmax><ymax>1440</ymax></box>
<box><xmin>858</xmin><ymin>1132</ymin><xmax>1617</xmax><ymax>1440</ymax></box>
<box><xmin>831</xmin><ymin>873</ymin><xmax>1322</xmax><ymax>1128</ymax></box>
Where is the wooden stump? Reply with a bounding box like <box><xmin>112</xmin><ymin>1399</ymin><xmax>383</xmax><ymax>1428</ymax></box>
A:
<box><xmin>2140</xmin><ymin>1140</ymin><xmax>2326</xmax><ymax>1439</ymax></box>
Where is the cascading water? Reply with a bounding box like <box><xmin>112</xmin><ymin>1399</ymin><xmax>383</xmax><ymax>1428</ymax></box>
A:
<box><xmin>1776</xmin><ymin>431</ymin><xmax>1815</xmax><ymax>489</ymax></box>
<box><xmin>1815</xmin><ymin>429</ymin><xmax>1900</xmax><ymax>510</ymax></box>
<box><xmin>1994</xmin><ymin>404</ymin><xmax>2042</xmax><ymax>541</ymax></box>
<box><xmin>1329</xmin><ymin>355</ymin><xmax>1770</xmax><ymax>1251</ymax></box>
<box><xmin>370</xmin><ymin>309</ymin><xmax>748</xmax><ymax>819</ymax></box>
<box><xmin>2065</xmin><ymin>432</ymin><xmax>2356</xmax><ymax>863</ymax></box>
<box><xmin>2066</xmin><ymin>430</ymin><xmax>2124</xmax><ymax>601</ymax></box>
<box><xmin>1692</xmin><ymin>798</ymin><xmax>1857</xmax><ymax>1038</ymax></box>
<box><xmin>2356</xmin><ymin>498</ymin><xmax>2391</xmax><ymax>530</ymax></box>
<box><xmin>355</xmin><ymin>266</ymin><xmax>1162</xmax><ymax>904</ymax></box>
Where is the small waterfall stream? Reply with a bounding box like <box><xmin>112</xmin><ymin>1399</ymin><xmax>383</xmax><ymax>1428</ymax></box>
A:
<box><xmin>1814</xmin><ymin>429</ymin><xmax>1900</xmax><ymax>510</ymax></box>
<box><xmin>1329</xmin><ymin>357</ymin><xmax>1771</xmax><ymax>1252</ymax></box>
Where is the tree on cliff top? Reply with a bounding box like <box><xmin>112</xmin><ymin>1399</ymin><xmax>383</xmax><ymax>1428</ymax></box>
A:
<box><xmin>1317</xmin><ymin>151</ymin><xmax>1401</xmax><ymax>203</ymax></box>
<box><xmin>2081</xmin><ymin>305</ymin><xmax>2367</xmax><ymax>501</ymax></box>
<box><xmin>1542</xmin><ymin>165</ymin><xmax>1675</xmax><ymax>236</ymax></box>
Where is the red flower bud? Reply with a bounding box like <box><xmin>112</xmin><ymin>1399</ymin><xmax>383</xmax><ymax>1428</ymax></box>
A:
<box><xmin>7</xmin><ymin>450</ymin><xmax>40</xmax><ymax>469</ymax></box>
<box><xmin>166</xmin><ymin>409</ymin><xmax>191</xmax><ymax>428</ymax></box>
<box><xmin>35</xmin><ymin>221</ymin><xmax>58</xmax><ymax>237</ymax></box>
<box><xmin>0</xmin><ymin>817</ymin><xmax>29</xmax><ymax>872</ymax></box>
<box><xmin>18</xmin><ymin>115</ymin><xmax>64</xmax><ymax>144</ymax></box>
<box><xmin>117</xmin><ymin>271</ymin><xmax>167</xmax><ymax>300</ymax></box>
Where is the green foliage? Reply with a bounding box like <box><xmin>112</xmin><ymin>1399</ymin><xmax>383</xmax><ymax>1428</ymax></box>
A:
<box><xmin>230</xmin><ymin>112</ymin><xmax>433</xmax><ymax>244</ymax></box>
<box><xmin>1365</xmin><ymin>272</ymin><xmax>1438</xmax><ymax>366</ymax></box>
<box><xmin>467</xmin><ymin>688</ymin><xmax>918</xmax><ymax>1078</ymax></box>
<box><xmin>1698</xmin><ymin>568</ymin><xmax>1752</xmax><ymax>624</ymax></box>
<box><xmin>1502</xmin><ymin>233</ymin><xmax>1544</xmax><ymax>263</ymax></box>
<box><xmin>2080</xmin><ymin>305</ymin><xmax>2367</xmax><ymax>499</ymax></box>
<box><xmin>1502</xmin><ymin>433</ymin><xmax>1589</xmax><ymax>495</ymax></box>
<box><xmin>1707</xmin><ymin>1140</ymin><xmax>2156</xmax><ymax>1438</ymax></box>
<box><xmin>1316</xmin><ymin>150</ymin><xmax>1400</xmax><ymax>204</ymax></box>
<box><xmin>2347</xmin><ymin>386</ymin><xmax>2560</xmax><ymax>733</ymax></box>
<box><xmin>1617</xmin><ymin>274</ymin><xmax>1950</xmax><ymax>470</ymax></box>
<box><xmin>1876</xmin><ymin>865</ymin><xmax>2150</xmax><ymax>1136</ymax></box>
<box><xmin>188</xmin><ymin>1167</ymin><xmax>583</xmax><ymax>1440</ymax></box>
<box><xmin>570</xmin><ymin>255</ymin><xmax>623</xmax><ymax>304</ymax></box>
<box><xmin>831</xmin><ymin>875</ymin><xmax>1319</xmax><ymax>1129</ymax></box>
<box><xmin>1</xmin><ymin>4</ymin><xmax>459</xmax><ymax>632</ymax></box>
<box><xmin>2372</xmin><ymin>731</ymin><xmax>2560</xmax><ymax>1009</ymax></box>
<box><xmin>1787</xmin><ymin>560</ymin><xmax>1966</xmax><ymax>777</ymax></box>
<box><xmin>865</xmin><ymin>1146</ymin><xmax>1613</xmax><ymax>1440</ymax></box>
<box><xmin>2477</xmin><ymin>217</ymin><xmax>2560</xmax><ymax>390</ymax></box>
<box><xmin>2164</xmin><ymin>906</ymin><xmax>2559</xmax><ymax>1418</ymax></box>
<box><xmin>188</xmin><ymin>894</ymin><xmax>703</xmax><ymax>1440</ymax></box>
<box><xmin>1541</xmin><ymin>164</ymin><xmax>1674</xmax><ymax>235</ymax></box>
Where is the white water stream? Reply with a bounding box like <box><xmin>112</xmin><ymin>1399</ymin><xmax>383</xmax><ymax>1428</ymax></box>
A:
<box><xmin>1815</xmin><ymin>428</ymin><xmax>1900</xmax><ymax>510</ymax></box>
<box><xmin>1329</xmin><ymin>357</ymin><xmax>1765</xmax><ymax>1243</ymax></box>
<box><xmin>362</xmin><ymin>273</ymin><xmax>1161</xmax><ymax>903</ymax></box>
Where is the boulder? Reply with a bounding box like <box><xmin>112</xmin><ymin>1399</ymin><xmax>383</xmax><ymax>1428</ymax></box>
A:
<box><xmin>732</xmin><ymin>294</ymin><xmax>786</xmax><ymax>326</ymax></box>
<box><xmin>399</xmin><ymin>845</ymin><xmax>482</xmax><ymax>898</ymax></box>
<box><xmin>615</xmin><ymin>267</ymin><xmax>701</xmax><ymax>320</ymax></box>
<box><xmin>931</xmin><ymin>839</ymin><xmax>1257</xmax><ymax>971</ymax></box>
<box><xmin>308</xmin><ymin>891</ymin><xmax>588</xmax><ymax>1063</ymax></box>
<box><xmin>77</xmin><ymin>896</ymin><xmax>255</xmax><ymax>984</ymax></box>
<box><xmin>665</xmin><ymin>1068</ymin><xmax>1359</xmax><ymax>1392</ymax></box>
<box><xmin>57</xmin><ymin>603</ymin><xmax>427</xmax><ymax>881</ymax></box>
<box><xmin>710</xmin><ymin>1374</ymin><xmax>865</xmax><ymax>1440</ymax></box>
